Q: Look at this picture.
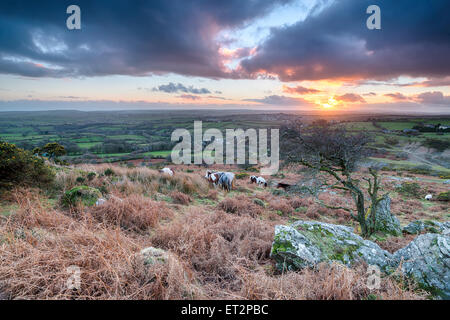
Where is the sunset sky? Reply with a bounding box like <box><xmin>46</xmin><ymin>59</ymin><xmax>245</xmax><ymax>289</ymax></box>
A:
<box><xmin>0</xmin><ymin>0</ymin><xmax>449</xmax><ymax>113</ymax></box>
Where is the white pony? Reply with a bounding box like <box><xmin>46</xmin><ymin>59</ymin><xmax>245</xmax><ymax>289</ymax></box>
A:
<box><xmin>256</xmin><ymin>176</ymin><xmax>268</xmax><ymax>187</ymax></box>
<box><xmin>160</xmin><ymin>167</ymin><xmax>174</xmax><ymax>176</ymax></box>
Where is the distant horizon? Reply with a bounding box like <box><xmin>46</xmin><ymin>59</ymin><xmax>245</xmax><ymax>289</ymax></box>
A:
<box><xmin>1</xmin><ymin>107</ymin><xmax>449</xmax><ymax>118</ymax></box>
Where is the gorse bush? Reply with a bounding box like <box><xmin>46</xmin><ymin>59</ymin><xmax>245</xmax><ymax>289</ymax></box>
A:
<box><xmin>61</xmin><ymin>186</ymin><xmax>102</xmax><ymax>207</ymax></box>
<box><xmin>0</xmin><ymin>141</ymin><xmax>54</xmax><ymax>189</ymax></box>
<box><xmin>87</xmin><ymin>172</ymin><xmax>97</xmax><ymax>181</ymax></box>
<box><xmin>437</xmin><ymin>191</ymin><xmax>450</xmax><ymax>202</ymax></box>
<box><xmin>104</xmin><ymin>168</ymin><xmax>115</xmax><ymax>176</ymax></box>
<box><xmin>235</xmin><ymin>172</ymin><xmax>249</xmax><ymax>180</ymax></box>
<box><xmin>396</xmin><ymin>182</ymin><xmax>422</xmax><ymax>198</ymax></box>
<box><xmin>422</xmin><ymin>138</ymin><xmax>450</xmax><ymax>152</ymax></box>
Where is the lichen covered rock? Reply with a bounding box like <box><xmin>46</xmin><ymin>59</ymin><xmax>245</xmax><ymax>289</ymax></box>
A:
<box><xmin>403</xmin><ymin>220</ymin><xmax>450</xmax><ymax>235</ymax></box>
<box><xmin>393</xmin><ymin>233</ymin><xmax>450</xmax><ymax>299</ymax></box>
<box><xmin>271</xmin><ymin>220</ymin><xmax>395</xmax><ymax>272</ymax></box>
<box><xmin>139</xmin><ymin>247</ymin><xmax>170</xmax><ymax>266</ymax></box>
<box><xmin>61</xmin><ymin>186</ymin><xmax>102</xmax><ymax>207</ymax></box>
<box><xmin>369</xmin><ymin>195</ymin><xmax>401</xmax><ymax>236</ymax></box>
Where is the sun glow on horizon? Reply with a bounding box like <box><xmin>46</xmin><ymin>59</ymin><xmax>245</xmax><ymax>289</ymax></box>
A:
<box><xmin>321</xmin><ymin>96</ymin><xmax>339</xmax><ymax>109</ymax></box>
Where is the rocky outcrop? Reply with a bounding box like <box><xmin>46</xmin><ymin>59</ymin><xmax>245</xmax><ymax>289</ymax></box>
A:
<box><xmin>271</xmin><ymin>221</ymin><xmax>396</xmax><ymax>273</ymax></box>
<box><xmin>403</xmin><ymin>220</ymin><xmax>450</xmax><ymax>235</ymax></box>
<box><xmin>139</xmin><ymin>247</ymin><xmax>170</xmax><ymax>266</ymax></box>
<box><xmin>271</xmin><ymin>220</ymin><xmax>450</xmax><ymax>299</ymax></box>
<box><xmin>393</xmin><ymin>233</ymin><xmax>450</xmax><ymax>299</ymax></box>
<box><xmin>369</xmin><ymin>195</ymin><xmax>402</xmax><ymax>236</ymax></box>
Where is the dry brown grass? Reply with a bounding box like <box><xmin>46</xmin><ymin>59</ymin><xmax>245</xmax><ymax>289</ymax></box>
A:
<box><xmin>0</xmin><ymin>191</ymin><xmax>199</xmax><ymax>299</ymax></box>
<box><xmin>0</xmin><ymin>164</ymin><xmax>432</xmax><ymax>300</ymax></box>
<box><xmin>206</xmin><ymin>189</ymin><xmax>218</xmax><ymax>201</ymax></box>
<box><xmin>169</xmin><ymin>191</ymin><xmax>192</xmax><ymax>205</ymax></box>
<box><xmin>237</xmin><ymin>262</ymin><xmax>424</xmax><ymax>300</ymax></box>
<box><xmin>376</xmin><ymin>234</ymin><xmax>417</xmax><ymax>254</ymax></box>
<box><xmin>217</xmin><ymin>195</ymin><xmax>264</xmax><ymax>217</ymax></box>
<box><xmin>268</xmin><ymin>198</ymin><xmax>293</xmax><ymax>216</ymax></box>
<box><xmin>89</xmin><ymin>195</ymin><xmax>174</xmax><ymax>232</ymax></box>
<box><xmin>289</xmin><ymin>197</ymin><xmax>314</xmax><ymax>209</ymax></box>
<box><xmin>151</xmin><ymin>208</ymin><xmax>274</xmax><ymax>288</ymax></box>
<box><xmin>55</xmin><ymin>165</ymin><xmax>210</xmax><ymax>198</ymax></box>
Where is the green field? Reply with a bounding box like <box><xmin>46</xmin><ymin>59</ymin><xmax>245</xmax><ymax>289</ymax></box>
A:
<box><xmin>0</xmin><ymin>111</ymin><xmax>448</xmax><ymax>168</ymax></box>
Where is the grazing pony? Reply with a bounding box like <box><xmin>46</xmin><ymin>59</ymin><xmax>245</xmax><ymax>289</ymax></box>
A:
<box><xmin>160</xmin><ymin>167</ymin><xmax>174</xmax><ymax>176</ymax></box>
<box><xmin>256</xmin><ymin>176</ymin><xmax>268</xmax><ymax>187</ymax></box>
<box><xmin>205</xmin><ymin>170</ymin><xmax>223</xmax><ymax>187</ymax></box>
<box><xmin>276</xmin><ymin>182</ymin><xmax>291</xmax><ymax>190</ymax></box>
<box><xmin>218</xmin><ymin>172</ymin><xmax>235</xmax><ymax>192</ymax></box>
<box><xmin>250</xmin><ymin>176</ymin><xmax>258</xmax><ymax>184</ymax></box>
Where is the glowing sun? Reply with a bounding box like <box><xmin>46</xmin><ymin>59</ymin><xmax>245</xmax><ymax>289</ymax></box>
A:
<box><xmin>322</xmin><ymin>97</ymin><xmax>339</xmax><ymax>109</ymax></box>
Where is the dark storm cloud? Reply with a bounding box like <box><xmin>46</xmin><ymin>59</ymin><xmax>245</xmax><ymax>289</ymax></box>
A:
<box><xmin>240</xmin><ymin>0</ymin><xmax>450</xmax><ymax>81</ymax></box>
<box><xmin>0</xmin><ymin>0</ymin><xmax>291</xmax><ymax>78</ymax></box>
<box><xmin>152</xmin><ymin>83</ymin><xmax>211</xmax><ymax>94</ymax></box>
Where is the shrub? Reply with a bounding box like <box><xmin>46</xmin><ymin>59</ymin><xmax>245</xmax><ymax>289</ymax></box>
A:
<box><xmin>76</xmin><ymin>176</ymin><xmax>86</xmax><ymax>184</ymax></box>
<box><xmin>422</xmin><ymin>138</ymin><xmax>450</xmax><ymax>152</ymax></box>
<box><xmin>40</xmin><ymin>142</ymin><xmax>66</xmax><ymax>159</ymax></box>
<box><xmin>61</xmin><ymin>186</ymin><xmax>102</xmax><ymax>207</ymax></box>
<box><xmin>87</xmin><ymin>172</ymin><xmax>97</xmax><ymax>181</ymax></box>
<box><xmin>235</xmin><ymin>173</ymin><xmax>249</xmax><ymax>180</ymax></box>
<box><xmin>104</xmin><ymin>168</ymin><xmax>115</xmax><ymax>176</ymax></box>
<box><xmin>0</xmin><ymin>141</ymin><xmax>54</xmax><ymax>189</ymax></box>
<box><xmin>206</xmin><ymin>190</ymin><xmax>218</xmax><ymax>200</ymax></box>
<box><xmin>289</xmin><ymin>197</ymin><xmax>314</xmax><ymax>209</ymax></box>
<box><xmin>396</xmin><ymin>182</ymin><xmax>422</xmax><ymax>198</ymax></box>
<box><xmin>170</xmin><ymin>191</ymin><xmax>192</xmax><ymax>205</ymax></box>
<box><xmin>90</xmin><ymin>195</ymin><xmax>173</xmax><ymax>231</ymax></box>
<box><xmin>253</xmin><ymin>198</ymin><xmax>266</xmax><ymax>207</ymax></box>
<box><xmin>269</xmin><ymin>198</ymin><xmax>293</xmax><ymax>215</ymax></box>
<box><xmin>437</xmin><ymin>191</ymin><xmax>450</xmax><ymax>202</ymax></box>
<box><xmin>407</xmin><ymin>165</ymin><xmax>432</xmax><ymax>175</ymax></box>
<box><xmin>151</xmin><ymin>209</ymin><xmax>273</xmax><ymax>282</ymax></box>
<box><xmin>217</xmin><ymin>195</ymin><xmax>263</xmax><ymax>217</ymax></box>
<box><xmin>384</xmin><ymin>136</ymin><xmax>399</xmax><ymax>146</ymax></box>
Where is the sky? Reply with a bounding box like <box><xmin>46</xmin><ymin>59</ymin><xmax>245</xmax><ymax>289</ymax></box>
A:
<box><xmin>0</xmin><ymin>0</ymin><xmax>449</xmax><ymax>114</ymax></box>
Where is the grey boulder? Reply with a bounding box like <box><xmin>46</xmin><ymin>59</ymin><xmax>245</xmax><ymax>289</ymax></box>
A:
<box><xmin>369</xmin><ymin>195</ymin><xmax>402</xmax><ymax>236</ymax></box>
<box><xmin>271</xmin><ymin>220</ymin><xmax>396</xmax><ymax>273</ymax></box>
<box><xmin>393</xmin><ymin>233</ymin><xmax>450</xmax><ymax>299</ymax></box>
<box><xmin>403</xmin><ymin>220</ymin><xmax>450</xmax><ymax>235</ymax></box>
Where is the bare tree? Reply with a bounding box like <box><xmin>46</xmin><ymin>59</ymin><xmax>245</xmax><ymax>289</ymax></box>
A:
<box><xmin>281</xmin><ymin>121</ymin><xmax>386</xmax><ymax>237</ymax></box>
